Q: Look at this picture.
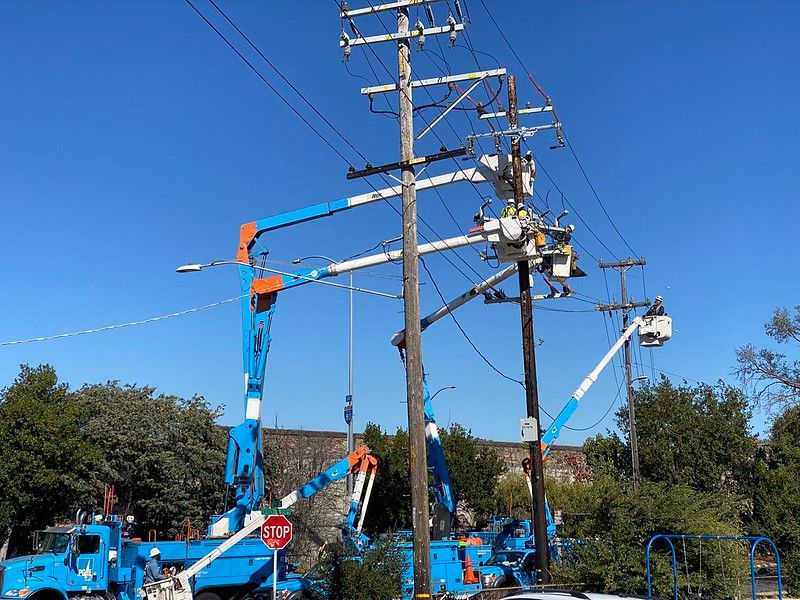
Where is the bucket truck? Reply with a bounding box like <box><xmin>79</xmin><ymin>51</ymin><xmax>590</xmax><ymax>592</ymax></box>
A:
<box><xmin>0</xmin><ymin>448</ymin><xmax>377</xmax><ymax>600</ymax></box>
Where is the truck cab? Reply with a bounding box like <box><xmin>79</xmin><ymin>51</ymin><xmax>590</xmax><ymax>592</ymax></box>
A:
<box><xmin>0</xmin><ymin>522</ymin><xmax>113</xmax><ymax>600</ymax></box>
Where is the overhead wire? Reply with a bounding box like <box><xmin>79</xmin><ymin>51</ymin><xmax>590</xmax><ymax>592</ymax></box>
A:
<box><xmin>0</xmin><ymin>295</ymin><xmax>246</xmax><ymax>347</ymax></box>
<box><xmin>474</xmin><ymin>0</ymin><xmax>639</xmax><ymax>258</ymax></box>
<box><xmin>419</xmin><ymin>256</ymin><xmax>526</xmax><ymax>388</ymax></box>
<box><xmin>184</xmin><ymin>0</ymin><xmax>353</xmax><ymax>166</ymax></box>
<box><xmin>564</xmin><ymin>377</ymin><xmax>626</xmax><ymax>432</ymax></box>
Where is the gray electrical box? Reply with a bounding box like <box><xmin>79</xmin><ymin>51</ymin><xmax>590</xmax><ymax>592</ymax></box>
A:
<box><xmin>520</xmin><ymin>417</ymin><xmax>539</xmax><ymax>442</ymax></box>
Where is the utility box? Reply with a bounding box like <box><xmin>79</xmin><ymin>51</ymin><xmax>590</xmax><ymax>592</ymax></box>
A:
<box><xmin>476</xmin><ymin>153</ymin><xmax>534</xmax><ymax>200</ymax></box>
<box><xmin>520</xmin><ymin>417</ymin><xmax>539</xmax><ymax>442</ymax></box>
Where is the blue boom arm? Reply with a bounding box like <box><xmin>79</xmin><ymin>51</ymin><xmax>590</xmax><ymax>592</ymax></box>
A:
<box><xmin>422</xmin><ymin>377</ymin><xmax>455</xmax><ymax>516</ymax></box>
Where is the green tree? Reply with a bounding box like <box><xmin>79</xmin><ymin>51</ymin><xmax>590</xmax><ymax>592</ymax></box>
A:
<box><xmin>616</xmin><ymin>379</ymin><xmax>756</xmax><ymax>498</ymax></box>
<box><xmin>362</xmin><ymin>422</ymin><xmax>505</xmax><ymax>532</ymax></box>
<box><xmin>548</xmin><ymin>477</ymin><xmax>744</xmax><ymax>597</ymax></box>
<box><xmin>751</xmin><ymin>406</ymin><xmax>800</xmax><ymax>589</ymax></box>
<box><xmin>73</xmin><ymin>382</ymin><xmax>226</xmax><ymax>538</ymax></box>
<box><xmin>362</xmin><ymin>423</ymin><xmax>411</xmax><ymax>532</ymax></box>
<box><xmin>0</xmin><ymin>365</ymin><xmax>100</xmax><ymax>554</ymax></box>
<box><xmin>439</xmin><ymin>423</ymin><xmax>505</xmax><ymax>524</ymax></box>
<box><xmin>493</xmin><ymin>474</ymin><xmax>530</xmax><ymax>519</ymax></box>
<box><xmin>583</xmin><ymin>432</ymin><xmax>628</xmax><ymax>481</ymax></box>
<box><xmin>736</xmin><ymin>305</ymin><xmax>800</xmax><ymax>411</ymax></box>
<box><xmin>311</xmin><ymin>536</ymin><xmax>404</xmax><ymax>600</ymax></box>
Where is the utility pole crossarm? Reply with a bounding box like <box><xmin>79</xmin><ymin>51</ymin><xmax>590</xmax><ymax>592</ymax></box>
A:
<box><xmin>595</xmin><ymin>300</ymin><xmax>650</xmax><ymax>312</ymax></box>
<box><xmin>360</xmin><ymin>68</ymin><xmax>506</xmax><ymax>95</ymax></box>
<box><xmin>340</xmin><ymin>22</ymin><xmax>464</xmax><ymax>47</ymax></box>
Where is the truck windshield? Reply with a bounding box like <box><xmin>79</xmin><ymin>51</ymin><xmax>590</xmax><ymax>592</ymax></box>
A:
<box><xmin>36</xmin><ymin>532</ymin><xmax>69</xmax><ymax>554</ymax></box>
<box><xmin>485</xmin><ymin>551</ymin><xmax>523</xmax><ymax>567</ymax></box>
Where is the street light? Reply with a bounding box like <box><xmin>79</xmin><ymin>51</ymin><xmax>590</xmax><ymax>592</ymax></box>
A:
<box><xmin>430</xmin><ymin>386</ymin><xmax>456</xmax><ymax>401</ymax></box>
<box><xmin>294</xmin><ymin>254</ymin><xmax>356</xmax><ymax>497</ymax></box>
<box><xmin>632</xmin><ymin>376</ymin><xmax>649</xmax><ymax>385</ymax></box>
<box><xmin>176</xmin><ymin>260</ymin><xmax>248</xmax><ymax>273</ymax></box>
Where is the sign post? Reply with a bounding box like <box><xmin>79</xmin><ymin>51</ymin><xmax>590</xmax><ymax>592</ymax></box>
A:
<box><xmin>261</xmin><ymin>514</ymin><xmax>293</xmax><ymax>600</ymax></box>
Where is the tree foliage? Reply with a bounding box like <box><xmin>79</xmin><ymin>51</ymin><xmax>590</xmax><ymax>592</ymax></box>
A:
<box><xmin>736</xmin><ymin>305</ymin><xmax>800</xmax><ymax>411</ymax></box>
<box><xmin>0</xmin><ymin>365</ymin><xmax>226</xmax><ymax>554</ymax></box>
<box><xmin>751</xmin><ymin>406</ymin><xmax>800</xmax><ymax>589</ymax></box>
<box><xmin>310</xmin><ymin>536</ymin><xmax>404</xmax><ymax>600</ymax></box>
<box><xmin>614</xmin><ymin>379</ymin><xmax>757</xmax><ymax>498</ymax></box>
<box><xmin>73</xmin><ymin>382</ymin><xmax>226</xmax><ymax>539</ymax></box>
<box><xmin>548</xmin><ymin>478</ymin><xmax>744</xmax><ymax>598</ymax></box>
<box><xmin>0</xmin><ymin>365</ymin><xmax>100</xmax><ymax>552</ymax></box>
<box><xmin>362</xmin><ymin>421</ymin><xmax>505</xmax><ymax>533</ymax></box>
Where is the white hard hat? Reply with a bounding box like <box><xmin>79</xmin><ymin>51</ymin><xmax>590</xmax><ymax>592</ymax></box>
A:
<box><xmin>150</xmin><ymin>547</ymin><xmax>161</xmax><ymax>558</ymax></box>
<box><xmin>566</xmin><ymin>224</ymin><xmax>575</xmax><ymax>232</ymax></box>
<box><xmin>655</xmin><ymin>295</ymin><xmax>663</xmax><ymax>302</ymax></box>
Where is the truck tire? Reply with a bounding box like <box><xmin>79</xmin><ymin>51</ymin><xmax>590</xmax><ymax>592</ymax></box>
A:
<box><xmin>195</xmin><ymin>592</ymin><xmax>222</xmax><ymax>600</ymax></box>
<box><xmin>286</xmin><ymin>591</ymin><xmax>319</xmax><ymax>600</ymax></box>
<box><xmin>492</xmin><ymin>576</ymin><xmax>519</xmax><ymax>589</ymax></box>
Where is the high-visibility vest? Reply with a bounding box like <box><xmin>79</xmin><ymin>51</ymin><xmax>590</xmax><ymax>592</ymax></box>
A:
<box><xmin>501</xmin><ymin>204</ymin><xmax>517</xmax><ymax>218</ymax></box>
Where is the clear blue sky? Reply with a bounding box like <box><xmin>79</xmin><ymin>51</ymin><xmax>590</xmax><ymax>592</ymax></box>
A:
<box><xmin>2</xmin><ymin>1</ymin><xmax>798</xmax><ymax>444</ymax></box>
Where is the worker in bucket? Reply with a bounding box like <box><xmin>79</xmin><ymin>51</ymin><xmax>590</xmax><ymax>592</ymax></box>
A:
<box><xmin>646</xmin><ymin>295</ymin><xmax>666</xmax><ymax>317</ymax></box>
<box><xmin>501</xmin><ymin>198</ymin><xmax>517</xmax><ymax>218</ymax></box>
<box><xmin>143</xmin><ymin>548</ymin><xmax>166</xmax><ymax>584</ymax></box>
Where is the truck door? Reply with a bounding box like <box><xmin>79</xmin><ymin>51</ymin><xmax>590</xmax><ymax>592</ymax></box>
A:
<box><xmin>518</xmin><ymin>552</ymin><xmax>537</xmax><ymax>587</ymax></box>
<box><xmin>68</xmin><ymin>533</ymin><xmax>109</xmax><ymax>592</ymax></box>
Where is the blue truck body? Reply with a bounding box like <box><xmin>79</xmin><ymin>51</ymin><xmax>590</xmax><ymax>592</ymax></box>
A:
<box><xmin>0</xmin><ymin>516</ymin><xmax>308</xmax><ymax>600</ymax></box>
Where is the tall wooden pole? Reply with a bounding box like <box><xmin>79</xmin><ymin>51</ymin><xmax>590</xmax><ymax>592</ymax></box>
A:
<box><xmin>507</xmin><ymin>74</ymin><xmax>551</xmax><ymax>584</ymax></box>
<box><xmin>398</xmin><ymin>7</ymin><xmax>431</xmax><ymax>597</ymax></box>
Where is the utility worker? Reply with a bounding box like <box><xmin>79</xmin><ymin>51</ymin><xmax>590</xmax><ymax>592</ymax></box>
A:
<box><xmin>516</xmin><ymin>202</ymin><xmax>529</xmax><ymax>220</ymax></box>
<box><xmin>646</xmin><ymin>295</ymin><xmax>666</xmax><ymax>317</ymax></box>
<box><xmin>143</xmin><ymin>548</ymin><xmax>166</xmax><ymax>585</ymax></box>
<box><xmin>500</xmin><ymin>198</ymin><xmax>517</xmax><ymax>218</ymax></box>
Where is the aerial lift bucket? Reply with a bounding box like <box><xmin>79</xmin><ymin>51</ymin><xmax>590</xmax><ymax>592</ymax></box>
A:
<box><xmin>638</xmin><ymin>316</ymin><xmax>672</xmax><ymax>347</ymax></box>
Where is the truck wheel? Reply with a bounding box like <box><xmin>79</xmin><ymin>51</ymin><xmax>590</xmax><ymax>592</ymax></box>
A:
<box><xmin>196</xmin><ymin>592</ymin><xmax>223</xmax><ymax>600</ymax></box>
<box><xmin>286</xmin><ymin>591</ymin><xmax>318</xmax><ymax>600</ymax></box>
<box><xmin>492</xmin><ymin>577</ymin><xmax>518</xmax><ymax>588</ymax></box>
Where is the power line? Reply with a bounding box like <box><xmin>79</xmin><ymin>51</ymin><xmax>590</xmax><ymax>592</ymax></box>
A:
<box><xmin>420</xmin><ymin>257</ymin><xmax>525</xmax><ymax>388</ymax></box>
<box><xmin>184</xmin><ymin>0</ymin><xmax>356</xmax><ymax>167</ymax></box>
<box><xmin>206</xmin><ymin>0</ymin><xmax>371</xmax><ymax>165</ymax></box>
<box><xmin>475</xmin><ymin>0</ymin><xmax>638</xmax><ymax>257</ymax></box>
<box><xmin>564</xmin><ymin>377</ymin><xmax>626</xmax><ymax>432</ymax></box>
<box><xmin>0</xmin><ymin>295</ymin><xmax>246</xmax><ymax>347</ymax></box>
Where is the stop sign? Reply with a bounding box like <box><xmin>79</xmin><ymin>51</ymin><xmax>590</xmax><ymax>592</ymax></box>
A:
<box><xmin>260</xmin><ymin>514</ymin><xmax>293</xmax><ymax>550</ymax></box>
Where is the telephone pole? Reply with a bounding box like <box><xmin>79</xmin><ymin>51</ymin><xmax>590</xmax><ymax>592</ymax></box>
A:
<box><xmin>396</xmin><ymin>7</ymin><xmax>431</xmax><ymax>597</ymax></box>
<box><xmin>507</xmin><ymin>75</ymin><xmax>551</xmax><ymax>584</ymax></box>
<box><xmin>596</xmin><ymin>258</ymin><xmax>648</xmax><ymax>487</ymax></box>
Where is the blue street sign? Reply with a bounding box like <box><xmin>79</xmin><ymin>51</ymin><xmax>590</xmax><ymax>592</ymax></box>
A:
<box><xmin>344</xmin><ymin>395</ymin><xmax>353</xmax><ymax>424</ymax></box>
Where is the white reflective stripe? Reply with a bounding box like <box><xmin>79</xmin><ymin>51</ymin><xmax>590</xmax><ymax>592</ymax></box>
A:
<box><xmin>425</xmin><ymin>422</ymin><xmax>438</xmax><ymax>440</ymax></box>
<box><xmin>245</xmin><ymin>398</ymin><xmax>261</xmax><ymax>420</ymax></box>
<box><xmin>280</xmin><ymin>491</ymin><xmax>300</xmax><ymax>509</ymax></box>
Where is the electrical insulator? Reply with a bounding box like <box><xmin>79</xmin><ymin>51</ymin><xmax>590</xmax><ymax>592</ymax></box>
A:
<box><xmin>454</xmin><ymin>0</ymin><xmax>464</xmax><ymax>22</ymax></box>
<box><xmin>415</xmin><ymin>19</ymin><xmax>425</xmax><ymax>50</ymax></box>
<box><xmin>447</xmin><ymin>14</ymin><xmax>458</xmax><ymax>47</ymax></box>
<box><xmin>425</xmin><ymin>4</ymin><xmax>435</xmax><ymax>26</ymax></box>
<box><xmin>340</xmin><ymin>31</ymin><xmax>351</xmax><ymax>61</ymax></box>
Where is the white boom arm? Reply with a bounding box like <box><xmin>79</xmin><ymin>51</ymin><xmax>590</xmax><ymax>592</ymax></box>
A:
<box><xmin>390</xmin><ymin>264</ymin><xmax>520</xmax><ymax>347</ymax></box>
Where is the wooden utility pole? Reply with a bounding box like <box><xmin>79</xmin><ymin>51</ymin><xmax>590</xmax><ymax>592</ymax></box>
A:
<box><xmin>397</xmin><ymin>7</ymin><xmax>431</xmax><ymax>597</ymax></box>
<box><xmin>597</xmin><ymin>258</ymin><xmax>648</xmax><ymax>487</ymax></box>
<box><xmin>507</xmin><ymin>74</ymin><xmax>551</xmax><ymax>584</ymax></box>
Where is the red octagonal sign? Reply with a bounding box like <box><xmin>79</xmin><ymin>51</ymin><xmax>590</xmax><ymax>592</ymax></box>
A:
<box><xmin>261</xmin><ymin>514</ymin><xmax>293</xmax><ymax>550</ymax></box>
